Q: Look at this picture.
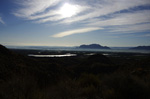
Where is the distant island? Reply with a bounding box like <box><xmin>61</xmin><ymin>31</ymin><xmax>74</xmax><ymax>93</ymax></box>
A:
<box><xmin>78</xmin><ymin>44</ymin><xmax>110</xmax><ymax>49</ymax></box>
<box><xmin>130</xmin><ymin>46</ymin><xmax>150</xmax><ymax>50</ymax></box>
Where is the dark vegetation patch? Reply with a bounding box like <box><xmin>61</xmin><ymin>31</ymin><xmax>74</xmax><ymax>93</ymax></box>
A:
<box><xmin>0</xmin><ymin>44</ymin><xmax>150</xmax><ymax>99</ymax></box>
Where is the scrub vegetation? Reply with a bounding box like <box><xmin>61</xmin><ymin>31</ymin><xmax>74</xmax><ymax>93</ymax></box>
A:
<box><xmin>0</xmin><ymin>44</ymin><xmax>150</xmax><ymax>99</ymax></box>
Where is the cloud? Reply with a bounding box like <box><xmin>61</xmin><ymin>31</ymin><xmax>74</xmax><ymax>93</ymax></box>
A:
<box><xmin>13</xmin><ymin>0</ymin><xmax>88</xmax><ymax>23</ymax></box>
<box><xmin>87</xmin><ymin>10</ymin><xmax>150</xmax><ymax>26</ymax></box>
<box><xmin>0</xmin><ymin>17</ymin><xmax>5</xmax><ymax>25</ymax></box>
<box><xmin>35</xmin><ymin>5</ymin><xmax>88</xmax><ymax>23</ymax></box>
<box><xmin>142</xmin><ymin>34</ymin><xmax>150</xmax><ymax>37</ymax></box>
<box><xmin>83</xmin><ymin>10</ymin><xmax>150</xmax><ymax>34</ymax></box>
<box><xmin>13</xmin><ymin>0</ymin><xmax>150</xmax><ymax>24</ymax></box>
<box><xmin>109</xmin><ymin>23</ymin><xmax>150</xmax><ymax>34</ymax></box>
<box><xmin>60</xmin><ymin>0</ymin><xmax>150</xmax><ymax>24</ymax></box>
<box><xmin>13</xmin><ymin>0</ymin><xmax>61</xmax><ymax>18</ymax></box>
<box><xmin>13</xmin><ymin>0</ymin><xmax>150</xmax><ymax>37</ymax></box>
<box><xmin>52</xmin><ymin>27</ymin><xmax>103</xmax><ymax>38</ymax></box>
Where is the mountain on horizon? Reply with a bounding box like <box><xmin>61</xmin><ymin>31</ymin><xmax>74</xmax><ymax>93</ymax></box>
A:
<box><xmin>130</xmin><ymin>46</ymin><xmax>150</xmax><ymax>50</ymax></box>
<box><xmin>78</xmin><ymin>44</ymin><xmax>110</xmax><ymax>49</ymax></box>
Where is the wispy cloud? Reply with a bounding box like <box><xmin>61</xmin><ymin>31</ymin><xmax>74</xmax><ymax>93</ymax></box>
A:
<box><xmin>13</xmin><ymin>0</ymin><xmax>87</xmax><ymax>22</ymax></box>
<box><xmin>109</xmin><ymin>23</ymin><xmax>150</xmax><ymax>34</ymax></box>
<box><xmin>52</xmin><ymin>27</ymin><xmax>102</xmax><ymax>38</ymax></box>
<box><xmin>60</xmin><ymin>0</ymin><xmax>150</xmax><ymax>24</ymax></box>
<box><xmin>0</xmin><ymin>17</ymin><xmax>5</xmax><ymax>25</ymax></box>
<box><xmin>142</xmin><ymin>34</ymin><xmax>150</xmax><ymax>37</ymax></box>
<box><xmin>85</xmin><ymin>10</ymin><xmax>150</xmax><ymax>33</ymax></box>
<box><xmin>13</xmin><ymin>0</ymin><xmax>150</xmax><ymax>37</ymax></box>
<box><xmin>13</xmin><ymin>0</ymin><xmax>61</xmax><ymax>18</ymax></box>
<box><xmin>87</xmin><ymin>10</ymin><xmax>150</xmax><ymax>26</ymax></box>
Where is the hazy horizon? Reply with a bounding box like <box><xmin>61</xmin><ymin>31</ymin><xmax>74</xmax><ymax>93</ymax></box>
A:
<box><xmin>4</xmin><ymin>43</ymin><xmax>147</xmax><ymax>48</ymax></box>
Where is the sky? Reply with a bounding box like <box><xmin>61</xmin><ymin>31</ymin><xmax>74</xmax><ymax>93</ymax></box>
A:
<box><xmin>0</xmin><ymin>0</ymin><xmax>150</xmax><ymax>47</ymax></box>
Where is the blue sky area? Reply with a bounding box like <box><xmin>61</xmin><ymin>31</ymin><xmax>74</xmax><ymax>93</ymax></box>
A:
<box><xmin>0</xmin><ymin>0</ymin><xmax>150</xmax><ymax>47</ymax></box>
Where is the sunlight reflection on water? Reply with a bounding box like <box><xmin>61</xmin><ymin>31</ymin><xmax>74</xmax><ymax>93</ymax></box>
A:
<box><xmin>28</xmin><ymin>53</ymin><xmax>76</xmax><ymax>57</ymax></box>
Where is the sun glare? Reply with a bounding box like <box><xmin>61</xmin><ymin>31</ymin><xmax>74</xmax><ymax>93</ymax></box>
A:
<box><xmin>59</xmin><ymin>3</ymin><xmax>78</xmax><ymax>18</ymax></box>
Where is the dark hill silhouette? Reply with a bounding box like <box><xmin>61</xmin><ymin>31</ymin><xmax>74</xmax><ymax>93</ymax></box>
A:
<box><xmin>74</xmin><ymin>54</ymin><xmax>117</xmax><ymax>75</ymax></box>
<box><xmin>0</xmin><ymin>44</ymin><xmax>67</xmax><ymax>85</ymax></box>
<box><xmin>130</xmin><ymin>46</ymin><xmax>150</xmax><ymax>50</ymax></box>
<box><xmin>0</xmin><ymin>44</ymin><xmax>12</xmax><ymax>55</ymax></box>
<box><xmin>1</xmin><ymin>44</ymin><xmax>150</xmax><ymax>99</ymax></box>
<box><xmin>87</xmin><ymin>54</ymin><xmax>111</xmax><ymax>64</ymax></box>
<box><xmin>79</xmin><ymin>44</ymin><xmax>110</xmax><ymax>49</ymax></box>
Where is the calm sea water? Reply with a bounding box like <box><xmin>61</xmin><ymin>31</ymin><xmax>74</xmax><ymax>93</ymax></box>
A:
<box><xmin>28</xmin><ymin>53</ymin><xmax>77</xmax><ymax>57</ymax></box>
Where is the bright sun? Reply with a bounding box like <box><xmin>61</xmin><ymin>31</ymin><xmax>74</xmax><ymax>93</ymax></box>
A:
<box><xmin>59</xmin><ymin>3</ymin><xmax>78</xmax><ymax>18</ymax></box>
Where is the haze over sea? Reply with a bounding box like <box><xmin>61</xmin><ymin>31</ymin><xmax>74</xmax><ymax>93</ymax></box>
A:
<box><xmin>7</xmin><ymin>46</ymin><xmax>150</xmax><ymax>54</ymax></box>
